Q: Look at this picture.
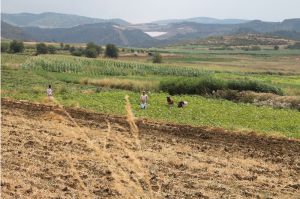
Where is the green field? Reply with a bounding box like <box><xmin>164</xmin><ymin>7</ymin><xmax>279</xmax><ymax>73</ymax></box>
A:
<box><xmin>2</xmin><ymin>51</ymin><xmax>300</xmax><ymax>138</ymax></box>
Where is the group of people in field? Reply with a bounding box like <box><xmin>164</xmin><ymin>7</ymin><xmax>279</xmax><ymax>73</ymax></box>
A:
<box><xmin>46</xmin><ymin>85</ymin><xmax>188</xmax><ymax>109</ymax></box>
<box><xmin>140</xmin><ymin>91</ymin><xmax>188</xmax><ymax>109</ymax></box>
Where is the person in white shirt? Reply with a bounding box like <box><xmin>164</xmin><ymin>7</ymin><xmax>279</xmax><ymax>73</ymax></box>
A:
<box><xmin>47</xmin><ymin>85</ymin><xmax>53</xmax><ymax>101</ymax></box>
<box><xmin>140</xmin><ymin>91</ymin><xmax>148</xmax><ymax>109</ymax></box>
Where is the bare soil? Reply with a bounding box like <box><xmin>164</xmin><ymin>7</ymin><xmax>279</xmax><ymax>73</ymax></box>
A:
<box><xmin>1</xmin><ymin>99</ymin><xmax>300</xmax><ymax>199</ymax></box>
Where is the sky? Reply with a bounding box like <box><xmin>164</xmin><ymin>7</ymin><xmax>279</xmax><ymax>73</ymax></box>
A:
<box><xmin>1</xmin><ymin>0</ymin><xmax>300</xmax><ymax>23</ymax></box>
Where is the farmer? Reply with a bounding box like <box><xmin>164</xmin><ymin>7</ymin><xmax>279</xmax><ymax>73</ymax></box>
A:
<box><xmin>167</xmin><ymin>96</ymin><xmax>174</xmax><ymax>107</ymax></box>
<box><xmin>178</xmin><ymin>101</ymin><xmax>188</xmax><ymax>108</ymax></box>
<box><xmin>140</xmin><ymin>91</ymin><xmax>148</xmax><ymax>109</ymax></box>
<box><xmin>47</xmin><ymin>85</ymin><xmax>53</xmax><ymax>101</ymax></box>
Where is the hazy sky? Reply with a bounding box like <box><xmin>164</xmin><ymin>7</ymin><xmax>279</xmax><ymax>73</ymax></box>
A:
<box><xmin>2</xmin><ymin>0</ymin><xmax>300</xmax><ymax>23</ymax></box>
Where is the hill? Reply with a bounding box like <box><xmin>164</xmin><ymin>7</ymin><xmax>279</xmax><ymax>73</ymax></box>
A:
<box><xmin>153</xmin><ymin>17</ymin><xmax>249</xmax><ymax>25</ymax></box>
<box><xmin>1</xmin><ymin>21</ymin><xmax>159</xmax><ymax>47</ymax></box>
<box><xmin>155</xmin><ymin>19</ymin><xmax>300</xmax><ymax>42</ymax></box>
<box><xmin>1</xmin><ymin>12</ymin><xmax>130</xmax><ymax>28</ymax></box>
<box><xmin>1</xmin><ymin>21</ymin><xmax>33</xmax><ymax>40</ymax></box>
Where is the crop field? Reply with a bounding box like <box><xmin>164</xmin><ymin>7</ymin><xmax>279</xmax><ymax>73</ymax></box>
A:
<box><xmin>1</xmin><ymin>44</ymin><xmax>300</xmax><ymax>198</ymax></box>
<box><xmin>2</xmin><ymin>52</ymin><xmax>300</xmax><ymax>138</ymax></box>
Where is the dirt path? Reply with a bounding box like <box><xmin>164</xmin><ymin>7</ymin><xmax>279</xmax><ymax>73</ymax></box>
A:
<box><xmin>1</xmin><ymin>99</ymin><xmax>300</xmax><ymax>198</ymax></box>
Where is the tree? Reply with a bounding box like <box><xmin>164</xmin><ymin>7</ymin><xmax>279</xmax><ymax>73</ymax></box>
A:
<box><xmin>152</xmin><ymin>52</ymin><xmax>162</xmax><ymax>63</ymax></box>
<box><xmin>86</xmin><ymin>42</ymin><xmax>102</xmax><ymax>55</ymax></box>
<box><xmin>1</xmin><ymin>42</ymin><xmax>9</xmax><ymax>52</ymax></box>
<box><xmin>48</xmin><ymin>45</ymin><xmax>57</xmax><ymax>54</ymax></box>
<box><xmin>274</xmin><ymin>45</ymin><xmax>279</xmax><ymax>50</ymax></box>
<box><xmin>60</xmin><ymin>42</ymin><xmax>64</xmax><ymax>49</ymax></box>
<box><xmin>9</xmin><ymin>40</ymin><xmax>24</xmax><ymax>53</ymax></box>
<box><xmin>84</xmin><ymin>42</ymin><xmax>102</xmax><ymax>58</ymax></box>
<box><xmin>105</xmin><ymin>44</ymin><xmax>119</xmax><ymax>58</ymax></box>
<box><xmin>36</xmin><ymin>43</ymin><xmax>48</xmax><ymax>54</ymax></box>
<box><xmin>64</xmin><ymin>44</ymin><xmax>70</xmax><ymax>50</ymax></box>
<box><xmin>85</xmin><ymin>48</ymin><xmax>98</xmax><ymax>58</ymax></box>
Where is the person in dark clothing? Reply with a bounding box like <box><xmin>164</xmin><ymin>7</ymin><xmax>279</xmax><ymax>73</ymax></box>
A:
<box><xmin>178</xmin><ymin>101</ymin><xmax>188</xmax><ymax>108</ymax></box>
<box><xmin>167</xmin><ymin>96</ymin><xmax>174</xmax><ymax>106</ymax></box>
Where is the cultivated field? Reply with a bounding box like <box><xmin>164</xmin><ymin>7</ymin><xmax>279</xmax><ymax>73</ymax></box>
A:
<box><xmin>2</xmin><ymin>99</ymin><xmax>300</xmax><ymax>198</ymax></box>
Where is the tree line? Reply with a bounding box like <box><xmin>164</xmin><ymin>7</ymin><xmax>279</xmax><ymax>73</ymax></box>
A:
<box><xmin>1</xmin><ymin>40</ymin><xmax>163</xmax><ymax>63</ymax></box>
<box><xmin>1</xmin><ymin>40</ymin><xmax>119</xmax><ymax>58</ymax></box>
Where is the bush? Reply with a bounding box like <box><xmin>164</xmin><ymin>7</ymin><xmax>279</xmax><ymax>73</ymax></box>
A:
<box><xmin>152</xmin><ymin>52</ymin><xmax>163</xmax><ymax>63</ymax></box>
<box><xmin>227</xmin><ymin>80</ymin><xmax>283</xmax><ymax>95</ymax></box>
<box><xmin>160</xmin><ymin>77</ymin><xmax>283</xmax><ymax>96</ymax></box>
<box><xmin>274</xmin><ymin>45</ymin><xmax>279</xmax><ymax>50</ymax></box>
<box><xmin>85</xmin><ymin>42</ymin><xmax>102</xmax><ymax>58</ymax></box>
<box><xmin>72</xmin><ymin>49</ymin><xmax>83</xmax><ymax>56</ymax></box>
<box><xmin>160</xmin><ymin>77</ymin><xmax>225</xmax><ymax>95</ymax></box>
<box><xmin>105</xmin><ymin>44</ymin><xmax>119</xmax><ymax>58</ymax></box>
<box><xmin>64</xmin><ymin>44</ymin><xmax>70</xmax><ymax>50</ymax></box>
<box><xmin>9</xmin><ymin>40</ymin><xmax>24</xmax><ymax>53</ymax></box>
<box><xmin>36</xmin><ymin>43</ymin><xmax>48</xmax><ymax>54</ymax></box>
<box><xmin>48</xmin><ymin>45</ymin><xmax>57</xmax><ymax>54</ymax></box>
<box><xmin>85</xmin><ymin>48</ymin><xmax>98</xmax><ymax>58</ymax></box>
<box><xmin>1</xmin><ymin>42</ymin><xmax>9</xmax><ymax>52</ymax></box>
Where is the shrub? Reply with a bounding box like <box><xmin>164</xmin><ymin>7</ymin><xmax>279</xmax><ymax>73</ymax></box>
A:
<box><xmin>9</xmin><ymin>40</ymin><xmax>24</xmax><ymax>53</ymax></box>
<box><xmin>152</xmin><ymin>52</ymin><xmax>163</xmax><ymax>63</ymax></box>
<box><xmin>160</xmin><ymin>77</ymin><xmax>225</xmax><ymax>95</ymax></box>
<box><xmin>160</xmin><ymin>78</ymin><xmax>283</xmax><ymax>96</ymax></box>
<box><xmin>36</xmin><ymin>43</ymin><xmax>48</xmax><ymax>54</ymax></box>
<box><xmin>227</xmin><ymin>80</ymin><xmax>283</xmax><ymax>95</ymax></box>
<box><xmin>85</xmin><ymin>48</ymin><xmax>98</xmax><ymax>58</ymax></box>
<box><xmin>105</xmin><ymin>44</ymin><xmax>119</xmax><ymax>58</ymax></box>
<box><xmin>1</xmin><ymin>42</ymin><xmax>9</xmax><ymax>52</ymax></box>
<box><xmin>48</xmin><ymin>45</ymin><xmax>57</xmax><ymax>54</ymax></box>
<box><xmin>274</xmin><ymin>45</ymin><xmax>279</xmax><ymax>50</ymax></box>
<box><xmin>85</xmin><ymin>42</ymin><xmax>102</xmax><ymax>58</ymax></box>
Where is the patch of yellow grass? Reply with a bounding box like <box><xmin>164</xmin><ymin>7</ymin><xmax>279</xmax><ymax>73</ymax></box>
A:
<box><xmin>80</xmin><ymin>78</ymin><xmax>159</xmax><ymax>92</ymax></box>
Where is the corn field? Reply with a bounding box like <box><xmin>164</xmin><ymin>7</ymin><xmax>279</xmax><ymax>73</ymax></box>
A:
<box><xmin>22</xmin><ymin>55</ymin><xmax>210</xmax><ymax>77</ymax></box>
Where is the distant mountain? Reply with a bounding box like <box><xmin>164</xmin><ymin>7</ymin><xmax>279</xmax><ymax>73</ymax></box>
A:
<box><xmin>153</xmin><ymin>19</ymin><xmax>300</xmax><ymax>42</ymax></box>
<box><xmin>152</xmin><ymin>17</ymin><xmax>249</xmax><ymax>25</ymax></box>
<box><xmin>1</xmin><ymin>21</ymin><xmax>32</xmax><ymax>40</ymax></box>
<box><xmin>1</xmin><ymin>21</ymin><xmax>159</xmax><ymax>47</ymax></box>
<box><xmin>1</xmin><ymin>12</ymin><xmax>130</xmax><ymax>28</ymax></box>
<box><xmin>2</xmin><ymin>12</ymin><xmax>300</xmax><ymax>47</ymax></box>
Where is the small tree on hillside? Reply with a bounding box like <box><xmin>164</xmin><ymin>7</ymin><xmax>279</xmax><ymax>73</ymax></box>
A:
<box><xmin>36</xmin><ymin>43</ymin><xmax>48</xmax><ymax>54</ymax></box>
<box><xmin>9</xmin><ymin>40</ymin><xmax>24</xmax><ymax>53</ymax></box>
<box><xmin>152</xmin><ymin>52</ymin><xmax>162</xmax><ymax>63</ymax></box>
<box><xmin>105</xmin><ymin>44</ymin><xmax>119</xmax><ymax>58</ymax></box>
<box><xmin>274</xmin><ymin>45</ymin><xmax>279</xmax><ymax>50</ymax></box>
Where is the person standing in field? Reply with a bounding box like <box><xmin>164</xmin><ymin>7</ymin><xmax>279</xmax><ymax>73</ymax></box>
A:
<box><xmin>167</xmin><ymin>96</ymin><xmax>174</xmax><ymax>107</ymax></box>
<box><xmin>47</xmin><ymin>85</ymin><xmax>53</xmax><ymax>101</ymax></box>
<box><xmin>140</xmin><ymin>91</ymin><xmax>148</xmax><ymax>109</ymax></box>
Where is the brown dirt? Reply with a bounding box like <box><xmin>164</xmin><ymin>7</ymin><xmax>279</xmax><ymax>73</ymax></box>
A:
<box><xmin>1</xmin><ymin>99</ymin><xmax>300</xmax><ymax>199</ymax></box>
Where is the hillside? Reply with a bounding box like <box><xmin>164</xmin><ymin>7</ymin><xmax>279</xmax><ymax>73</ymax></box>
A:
<box><xmin>1</xmin><ymin>12</ymin><xmax>130</xmax><ymax>28</ymax></box>
<box><xmin>153</xmin><ymin>17</ymin><xmax>249</xmax><ymax>25</ymax></box>
<box><xmin>1</xmin><ymin>21</ymin><xmax>32</xmax><ymax>40</ymax></box>
<box><xmin>2</xmin><ymin>12</ymin><xmax>300</xmax><ymax>47</ymax></box>
<box><xmin>155</xmin><ymin>19</ymin><xmax>300</xmax><ymax>41</ymax></box>
<box><xmin>1</xmin><ymin>21</ymin><xmax>159</xmax><ymax>47</ymax></box>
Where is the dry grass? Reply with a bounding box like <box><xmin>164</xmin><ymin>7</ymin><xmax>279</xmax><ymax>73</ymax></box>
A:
<box><xmin>214</xmin><ymin>90</ymin><xmax>300</xmax><ymax>110</ymax></box>
<box><xmin>80</xmin><ymin>78</ymin><xmax>159</xmax><ymax>92</ymax></box>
